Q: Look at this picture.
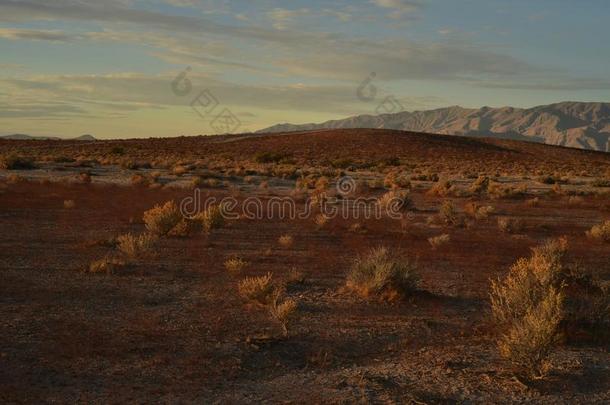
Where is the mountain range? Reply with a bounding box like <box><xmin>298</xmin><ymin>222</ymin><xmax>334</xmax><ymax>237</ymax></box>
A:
<box><xmin>259</xmin><ymin>102</ymin><xmax>610</xmax><ymax>152</ymax></box>
<box><xmin>0</xmin><ymin>134</ymin><xmax>96</xmax><ymax>141</ymax></box>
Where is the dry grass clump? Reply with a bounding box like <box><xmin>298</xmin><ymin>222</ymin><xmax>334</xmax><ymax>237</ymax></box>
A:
<box><xmin>384</xmin><ymin>172</ymin><xmax>411</xmax><ymax>189</ymax></box>
<box><xmin>6</xmin><ymin>174</ymin><xmax>24</xmax><ymax>184</ymax></box>
<box><xmin>488</xmin><ymin>182</ymin><xmax>527</xmax><ymax>199</ymax></box>
<box><xmin>377</xmin><ymin>189</ymin><xmax>413</xmax><ymax>212</ymax></box>
<box><xmin>143</xmin><ymin>201</ymin><xmax>182</xmax><ymax>236</ymax></box>
<box><xmin>0</xmin><ymin>154</ymin><xmax>36</xmax><ymax>170</ymax></box>
<box><xmin>78</xmin><ymin>172</ymin><xmax>92</xmax><ymax>184</ymax></box>
<box><xmin>497</xmin><ymin>217</ymin><xmax>524</xmax><ymax>234</ymax></box>
<box><xmin>428</xmin><ymin>234</ymin><xmax>450</xmax><ymax>249</ymax></box>
<box><xmin>192</xmin><ymin>175</ymin><xmax>221</xmax><ymax>189</ymax></box>
<box><xmin>490</xmin><ymin>238</ymin><xmax>568</xmax><ymax>379</ymax></box>
<box><xmin>429</xmin><ymin>200</ymin><xmax>465</xmax><ymax>227</ymax></box>
<box><xmin>314</xmin><ymin>214</ymin><xmax>329</xmax><ymax>228</ymax></box>
<box><xmin>585</xmin><ymin>220</ymin><xmax>610</xmax><ymax>242</ymax></box>
<box><xmin>269</xmin><ymin>292</ymin><xmax>298</xmax><ymax>337</ymax></box>
<box><xmin>567</xmin><ymin>196</ymin><xmax>584</xmax><ymax>207</ymax></box>
<box><xmin>464</xmin><ymin>202</ymin><xmax>494</xmax><ymax>220</ymax></box>
<box><xmin>427</xmin><ymin>178</ymin><xmax>455</xmax><ymax>197</ymax></box>
<box><xmin>469</xmin><ymin>175</ymin><xmax>490</xmax><ymax>194</ymax></box>
<box><xmin>167</xmin><ymin>218</ymin><xmax>201</xmax><ymax>237</ymax></box>
<box><xmin>194</xmin><ymin>204</ymin><xmax>226</xmax><ymax>232</ymax></box>
<box><xmin>591</xmin><ymin>178</ymin><xmax>610</xmax><ymax>188</ymax></box>
<box><xmin>367</xmin><ymin>178</ymin><xmax>385</xmax><ymax>190</ymax></box>
<box><xmin>172</xmin><ymin>165</ymin><xmax>189</xmax><ymax>176</ymax></box>
<box><xmin>117</xmin><ymin>233</ymin><xmax>157</xmax><ymax>260</ymax></box>
<box><xmin>238</xmin><ymin>272</ymin><xmax>275</xmax><ymax>305</ymax></box>
<box><xmin>525</xmin><ymin>197</ymin><xmax>540</xmax><ymax>207</ymax></box>
<box><xmin>238</xmin><ymin>272</ymin><xmax>300</xmax><ymax>336</ymax></box>
<box><xmin>285</xmin><ymin>267</ymin><xmax>306</xmax><ymax>287</ymax></box>
<box><xmin>346</xmin><ymin>247</ymin><xmax>419</xmax><ymax>301</ymax></box>
<box><xmin>278</xmin><ymin>235</ymin><xmax>294</xmax><ymax>248</ymax></box>
<box><xmin>224</xmin><ymin>257</ymin><xmax>248</xmax><ymax>274</ymax></box>
<box><xmin>87</xmin><ymin>255</ymin><xmax>127</xmax><ymax>274</ymax></box>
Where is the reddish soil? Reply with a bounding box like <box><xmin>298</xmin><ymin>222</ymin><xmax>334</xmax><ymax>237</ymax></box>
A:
<box><xmin>1</xmin><ymin>131</ymin><xmax>609</xmax><ymax>403</ymax></box>
<box><xmin>2</xmin><ymin>129</ymin><xmax>610</xmax><ymax>175</ymax></box>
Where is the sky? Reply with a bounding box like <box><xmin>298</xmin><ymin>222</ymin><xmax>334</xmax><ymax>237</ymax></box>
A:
<box><xmin>0</xmin><ymin>0</ymin><xmax>609</xmax><ymax>139</ymax></box>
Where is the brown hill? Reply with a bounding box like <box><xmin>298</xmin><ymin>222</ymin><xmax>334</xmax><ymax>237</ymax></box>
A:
<box><xmin>259</xmin><ymin>102</ymin><xmax>610</xmax><ymax>152</ymax></box>
<box><xmin>2</xmin><ymin>129</ymin><xmax>609</xmax><ymax>176</ymax></box>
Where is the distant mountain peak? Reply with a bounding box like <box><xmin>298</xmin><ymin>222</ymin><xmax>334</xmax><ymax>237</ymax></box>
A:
<box><xmin>258</xmin><ymin>101</ymin><xmax>610</xmax><ymax>152</ymax></box>
<box><xmin>1</xmin><ymin>134</ymin><xmax>97</xmax><ymax>141</ymax></box>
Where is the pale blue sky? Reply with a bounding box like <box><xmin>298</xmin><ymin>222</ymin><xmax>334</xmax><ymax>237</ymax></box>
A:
<box><xmin>0</xmin><ymin>0</ymin><xmax>608</xmax><ymax>138</ymax></box>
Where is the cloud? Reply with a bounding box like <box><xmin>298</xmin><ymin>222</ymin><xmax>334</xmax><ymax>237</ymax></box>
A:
<box><xmin>274</xmin><ymin>38</ymin><xmax>537</xmax><ymax>82</ymax></box>
<box><xmin>475</xmin><ymin>77</ymin><xmax>610</xmax><ymax>91</ymax></box>
<box><xmin>267</xmin><ymin>8</ymin><xmax>310</xmax><ymax>30</ymax></box>
<box><xmin>0</xmin><ymin>100</ymin><xmax>86</xmax><ymax>118</ymax></box>
<box><xmin>0</xmin><ymin>0</ymin><xmax>334</xmax><ymax>48</ymax></box>
<box><xmin>0</xmin><ymin>28</ymin><xmax>72</xmax><ymax>42</ymax></box>
<box><xmin>0</xmin><ymin>71</ymin><xmax>444</xmax><ymax>120</ymax></box>
<box><xmin>370</xmin><ymin>0</ymin><xmax>422</xmax><ymax>19</ymax></box>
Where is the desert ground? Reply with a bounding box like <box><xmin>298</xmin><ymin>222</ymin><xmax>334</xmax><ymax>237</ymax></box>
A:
<box><xmin>1</xmin><ymin>129</ymin><xmax>609</xmax><ymax>403</ymax></box>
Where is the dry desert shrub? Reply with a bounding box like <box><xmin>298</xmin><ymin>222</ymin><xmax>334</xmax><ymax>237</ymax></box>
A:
<box><xmin>87</xmin><ymin>255</ymin><xmax>127</xmax><ymax>274</ymax></box>
<box><xmin>367</xmin><ymin>178</ymin><xmax>385</xmax><ymax>190</ymax></box>
<box><xmin>550</xmin><ymin>183</ymin><xmax>564</xmax><ymax>196</ymax></box>
<box><xmin>490</xmin><ymin>238</ymin><xmax>568</xmax><ymax>379</ymax></box>
<box><xmin>469</xmin><ymin>175</ymin><xmax>490</xmax><ymax>194</ymax></box>
<box><xmin>285</xmin><ymin>267</ymin><xmax>306</xmax><ymax>287</ymax></box>
<box><xmin>192</xmin><ymin>176</ymin><xmax>221</xmax><ymax>188</ymax></box>
<box><xmin>314</xmin><ymin>213</ymin><xmax>329</xmax><ymax>228</ymax></box>
<box><xmin>63</xmin><ymin>200</ymin><xmax>75</xmax><ymax>209</ymax></box>
<box><xmin>224</xmin><ymin>257</ymin><xmax>248</xmax><ymax>274</ymax></box>
<box><xmin>278</xmin><ymin>234</ymin><xmax>294</xmax><ymax>248</ymax></box>
<box><xmin>464</xmin><ymin>202</ymin><xmax>494</xmax><ymax>220</ymax></box>
<box><xmin>498</xmin><ymin>289</ymin><xmax>564</xmax><ymax>379</ymax></box>
<box><xmin>193</xmin><ymin>204</ymin><xmax>226</xmax><ymax>232</ymax></box>
<box><xmin>586</xmin><ymin>220</ymin><xmax>610</xmax><ymax>242</ymax></box>
<box><xmin>172</xmin><ymin>165</ymin><xmax>189</xmax><ymax>176</ymax></box>
<box><xmin>498</xmin><ymin>217</ymin><xmax>524</xmax><ymax>234</ymax></box>
<box><xmin>167</xmin><ymin>218</ymin><xmax>201</xmax><ymax>237</ymax></box>
<box><xmin>0</xmin><ymin>154</ymin><xmax>36</xmax><ymax>170</ymax></box>
<box><xmin>591</xmin><ymin>178</ymin><xmax>610</xmax><ymax>188</ymax></box>
<box><xmin>525</xmin><ymin>197</ymin><xmax>540</xmax><ymax>207</ymax></box>
<box><xmin>238</xmin><ymin>272</ymin><xmax>275</xmax><ymax>305</ymax></box>
<box><xmin>427</xmin><ymin>178</ymin><xmax>455</xmax><ymax>197</ymax></box>
<box><xmin>488</xmin><ymin>182</ymin><xmax>527</xmax><ymax>199</ymax></box>
<box><xmin>377</xmin><ymin>189</ymin><xmax>413</xmax><ymax>212</ymax></box>
<box><xmin>430</xmin><ymin>200</ymin><xmax>465</xmax><ymax>227</ymax></box>
<box><xmin>117</xmin><ymin>232</ymin><xmax>157</xmax><ymax>260</ymax></box>
<box><xmin>349</xmin><ymin>222</ymin><xmax>367</xmax><ymax>234</ymax></box>
<box><xmin>78</xmin><ymin>172</ymin><xmax>92</xmax><ymax>184</ymax></box>
<box><xmin>268</xmin><ymin>293</ymin><xmax>298</xmax><ymax>337</ymax></box>
<box><xmin>130</xmin><ymin>174</ymin><xmax>149</xmax><ymax>186</ymax></box>
<box><xmin>567</xmin><ymin>196</ymin><xmax>584</xmax><ymax>207</ymax></box>
<box><xmin>428</xmin><ymin>234</ymin><xmax>450</xmax><ymax>249</ymax></box>
<box><xmin>384</xmin><ymin>172</ymin><xmax>411</xmax><ymax>189</ymax></box>
<box><xmin>6</xmin><ymin>174</ymin><xmax>24</xmax><ymax>184</ymax></box>
<box><xmin>346</xmin><ymin>247</ymin><xmax>419</xmax><ymax>301</ymax></box>
<box><xmin>143</xmin><ymin>201</ymin><xmax>182</xmax><ymax>236</ymax></box>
